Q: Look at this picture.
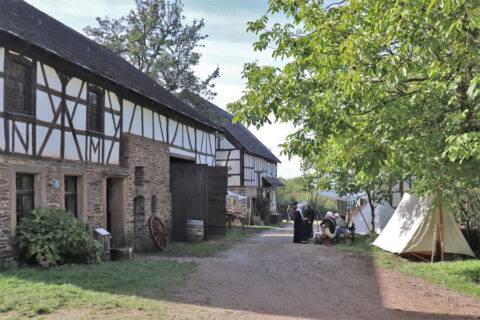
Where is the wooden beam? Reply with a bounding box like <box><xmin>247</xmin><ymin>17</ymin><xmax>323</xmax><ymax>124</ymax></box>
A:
<box><xmin>439</xmin><ymin>202</ymin><xmax>444</xmax><ymax>261</ymax></box>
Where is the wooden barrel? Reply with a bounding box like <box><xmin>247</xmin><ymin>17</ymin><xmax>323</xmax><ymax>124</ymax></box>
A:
<box><xmin>186</xmin><ymin>220</ymin><xmax>204</xmax><ymax>242</ymax></box>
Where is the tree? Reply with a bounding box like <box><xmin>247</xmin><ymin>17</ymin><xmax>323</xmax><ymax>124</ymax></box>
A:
<box><xmin>84</xmin><ymin>0</ymin><xmax>219</xmax><ymax>101</ymax></box>
<box><xmin>228</xmin><ymin>0</ymin><xmax>480</xmax><ymax>199</ymax></box>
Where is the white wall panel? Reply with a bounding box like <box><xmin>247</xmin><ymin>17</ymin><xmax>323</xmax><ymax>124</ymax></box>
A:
<box><xmin>43</xmin><ymin>64</ymin><xmax>62</xmax><ymax>92</ymax></box>
<box><xmin>71</xmin><ymin>102</ymin><xmax>86</xmax><ymax>131</ymax></box>
<box><xmin>196</xmin><ymin>130</ymin><xmax>204</xmax><ymax>151</ymax></box>
<box><xmin>173</xmin><ymin>123</ymin><xmax>182</xmax><ymax>147</ymax></box>
<box><xmin>104</xmin><ymin>111</ymin><xmax>116</xmax><ymax>136</ymax></box>
<box><xmin>36</xmin><ymin>90</ymin><xmax>55</xmax><ymax>123</ymax></box>
<box><xmin>89</xmin><ymin>136</ymin><xmax>101</xmax><ymax>162</ymax></box>
<box><xmin>219</xmin><ymin>136</ymin><xmax>235</xmax><ymax>149</ymax></box>
<box><xmin>0</xmin><ymin>47</ymin><xmax>4</xmax><ymax>72</ymax></box>
<box><xmin>0</xmin><ymin>78</ymin><xmax>3</xmax><ymax>112</ymax></box>
<box><xmin>0</xmin><ymin>118</ymin><xmax>4</xmax><ymax>151</ymax></box>
<box><xmin>122</xmin><ymin>99</ymin><xmax>135</xmax><ymax>133</ymax></box>
<box><xmin>42</xmin><ymin>128</ymin><xmax>61</xmax><ymax>158</ymax></box>
<box><xmin>209</xmin><ymin>134</ymin><xmax>216</xmax><ymax>154</ymax></box>
<box><xmin>143</xmin><ymin>108</ymin><xmax>153</xmax><ymax>139</ymax></box>
<box><xmin>64</xmin><ymin>131</ymin><xmax>81</xmax><ymax>161</ymax></box>
<box><xmin>13</xmin><ymin>121</ymin><xmax>32</xmax><ymax>154</ymax></box>
<box><xmin>130</xmin><ymin>106</ymin><xmax>142</xmax><ymax>136</ymax></box>
<box><xmin>168</xmin><ymin>120</ymin><xmax>177</xmax><ymax>144</ymax></box>
<box><xmin>36</xmin><ymin>62</ymin><xmax>45</xmax><ymax>86</ymax></box>
<box><xmin>187</xmin><ymin>126</ymin><xmax>195</xmax><ymax>150</ymax></box>
<box><xmin>106</xmin><ymin>91</ymin><xmax>121</xmax><ymax>111</ymax></box>
<box><xmin>170</xmin><ymin>146</ymin><xmax>195</xmax><ymax>160</ymax></box>
<box><xmin>153</xmin><ymin>112</ymin><xmax>163</xmax><ymax>142</ymax></box>
<box><xmin>228</xmin><ymin>176</ymin><xmax>241</xmax><ymax>186</ymax></box>
<box><xmin>66</xmin><ymin>77</ymin><xmax>85</xmax><ymax>99</ymax></box>
<box><xmin>108</xmin><ymin>141</ymin><xmax>120</xmax><ymax>165</ymax></box>
<box><xmin>160</xmin><ymin>115</ymin><xmax>167</xmax><ymax>141</ymax></box>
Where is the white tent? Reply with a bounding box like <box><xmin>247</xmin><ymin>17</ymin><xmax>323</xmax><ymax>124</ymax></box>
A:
<box><xmin>354</xmin><ymin>201</ymin><xmax>395</xmax><ymax>235</ymax></box>
<box><xmin>373</xmin><ymin>193</ymin><xmax>475</xmax><ymax>257</ymax></box>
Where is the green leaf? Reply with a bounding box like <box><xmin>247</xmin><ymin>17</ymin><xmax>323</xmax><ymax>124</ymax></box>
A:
<box><xmin>426</xmin><ymin>0</ymin><xmax>437</xmax><ymax>15</ymax></box>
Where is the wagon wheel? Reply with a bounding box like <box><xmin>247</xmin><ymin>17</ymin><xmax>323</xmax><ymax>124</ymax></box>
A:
<box><xmin>149</xmin><ymin>216</ymin><xmax>169</xmax><ymax>250</ymax></box>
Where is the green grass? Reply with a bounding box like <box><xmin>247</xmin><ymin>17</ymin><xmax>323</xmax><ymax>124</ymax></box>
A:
<box><xmin>0</xmin><ymin>260</ymin><xmax>196</xmax><ymax>317</ymax></box>
<box><xmin>336</xmin><ymin>234</ymin><xmax>480</xmax><ymax>300</ymax></box>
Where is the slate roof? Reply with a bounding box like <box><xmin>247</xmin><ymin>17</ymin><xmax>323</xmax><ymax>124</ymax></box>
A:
<box><xmin>262</xmin><ymin>177</ymin><xmax>285</xmax><ymax>187</ymax></box>
<box><xmin>0</xmin><ymin>0</ymin><xmax>219</xmax><ymax>131</ymax></box>
<box><xmin>192</xmin><ymin>97</ymin><xmax>281</xmax><ymax>163</ymax></box>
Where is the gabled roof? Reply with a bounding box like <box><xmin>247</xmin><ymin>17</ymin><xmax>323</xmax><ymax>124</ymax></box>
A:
<box><xmin>0</xmin><ymin>0</ymin><xmax>219</xmax><ymax>131</ymax></box>
<box><xmin>191</xmin><ymin>96</ymin><xmax>281</xmax><ymax>163</ymax></box>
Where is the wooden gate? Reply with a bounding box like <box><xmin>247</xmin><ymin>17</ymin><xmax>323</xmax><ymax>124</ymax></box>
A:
<box><xmin>170</xmin><ymin>162</ymin><xmax>227</xmax><ymax>241</ymax></box>
<box><xmin>170</xmin><ymin>162</ymin><xmax>208</xmax><ymax>241</ymax></box>
<box><xmin>207</xmin><ymin>166</ymin><xmax>228</xmax><ymax>236</ymax></box>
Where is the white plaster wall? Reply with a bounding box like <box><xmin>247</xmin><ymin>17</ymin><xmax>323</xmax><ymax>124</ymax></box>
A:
<box><xmin>109</xmin><ymin>141</ymin><xmax>120</xmax><ymax>165</ymax></box>
<box><xmin>130</xmin><ymin>106</ymin><xmax>142</xmax><ymax>136</ymax></box>
<box><xmin>90</xmin><ymin>136</ymin><xmax>101</xmax><ymax>163</ymax></box>
<box><xmin>12</xmin><ymin>121</ymin><xmax>33</xmax><ymax>155</ymax></box>
<box><xmin>219</xmin><ymin>136</ymin><xmax>235</xmax><ymax>149</ymax></box>
<box><xmin>170</xmin><ymin>146</ymin><xmax>195</xmax><ymax>160</ymax></box>
<box><xmin>172</xmin><ymin>122</ymin><xmax>182</xmax><ymax>147</ymax></box>
<box><xmin>229</xmin><ymin>159</ymin><xmax>241</xmax><ymax>174</ymax></box>
<box><xmin>160</xmin><ymin>115</ymin><xmax>167</xmax><ymax>142</ymax></box>
<box><xmin>0</xmin><ymin>48</ymin><xmax>4</xmax><ymax>112</ymax></box>
<box><xmin>106</xmin><ymin>91</ymin><xmax>121</xmax><ymax>111</ymax></box>
<box><xmin>122</xmin><ymin>99</ymin><xmax>135</xmax><ymax>133</ymax></box>
<box><xmin>64</xmin><ymin>131</ymin><xmax>81</xmax><ymax>161</ymax></box>
<box><xmin>43</xmin><ymin>64</ymin><xmax>62</xmax><ymax>92</ymax></box>
<box><xmin>228</xmin><ymin>175</ymin><xmax>241</xmax><ymax>186</ymax></box>
<box><xmin>0</xmin><ymin>118</ymin><xmax>4</xmax><ymax>151</ymax></box>
<box><xmin>39</xmin><ymin>126</ymin><xmax>61</xmax><ymax>158</ymax></box>
<box><xmin>36</xmin><ymin>90</ymin><xmax>55</xmax><ymax>123</ymax></box>
<box><xmin>0</xmin><ymin>47</ymin><xmax>4</xmax><ymax>72</ymax></box>
<box><xmin>104</xmin><ymin>110</ymin><xmax>116</xmax><ymax>137</ymax></box>
<box><xmin>66</xmin><ymin>77</ymin><xmax>85</xmax><ymax>99</ymax></box>
<box><xmin>153</xmin><ymin>112</ymin><xmax>162</xmax><ymax>142</ymax></box>
<box><xmin>143</xmin><ymin>107</ymin><xmax>153</xmax><ymax>139</ymax></box>
<box><xmin>187</xmin><ymin>126</ymin><xmax>195</xmax><ymax>149</ymax></box>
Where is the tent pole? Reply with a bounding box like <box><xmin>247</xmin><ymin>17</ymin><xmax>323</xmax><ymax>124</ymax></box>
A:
<box><xmin>431</xmin><ymin>224</ymin><xmax>437</xmax><ymax>264</ymax></box>
<box><xmin>357</xmin><ymin>205</ymin><xmax>372</xmax><ymax>233</ymax></box>
<box><xmin>439</xmin><ymin>202</ymin><xmax>444</xmax><ymax>261</ymax></box>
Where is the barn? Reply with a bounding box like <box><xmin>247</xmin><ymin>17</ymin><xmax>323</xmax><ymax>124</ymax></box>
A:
<box><xmin>0</xmin><ymin>0</ymin><xmax>227</xmax><ymax>259</ymax></box>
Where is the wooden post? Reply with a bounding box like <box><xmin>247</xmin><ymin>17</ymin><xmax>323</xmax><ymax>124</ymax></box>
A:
<box><xmin>438</xmin><ymin>202</ymin><xmax>444</xmax><ymax>261</ymax></box>
<box><xmin>357</xmin><ymin>205</ymin><xmax>372</xmax><ymax>233</ymax></box>
<box><xmin>431</xmin><ymin>224</ymin><xmax>437</xmax><ymax>264</ymax></box>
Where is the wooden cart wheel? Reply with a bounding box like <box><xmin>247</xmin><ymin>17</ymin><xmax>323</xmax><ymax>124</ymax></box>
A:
<box><xmin>149</xmin><ymin>216</ymin><xmax>169</xmax><ymax>250</ymax></box>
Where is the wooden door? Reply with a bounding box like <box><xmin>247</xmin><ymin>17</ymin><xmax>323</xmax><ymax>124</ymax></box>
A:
<box><xmin>170</xmin><ymin>162</ymin><xmax>208</xmax><ymax>241</ymax></box>
<box><xmin>207</xmin><ymin>166</ymin><xmax>228</xmax><ymax>236</ymax></box>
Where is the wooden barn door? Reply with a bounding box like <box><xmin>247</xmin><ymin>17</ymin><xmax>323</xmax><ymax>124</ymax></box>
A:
<box><xmin>207</xmin><ymin>166</ymin><xmax>228</xmax><ymax>236</ymax></box>
<box><xmin>170</xmin><ymin>162</ymin><xmax>208</xmax><ymax>241</ymax></box>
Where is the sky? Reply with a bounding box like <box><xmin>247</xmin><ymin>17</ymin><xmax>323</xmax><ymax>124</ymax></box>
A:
<box><xmin>26</xmin><ymin>0</ymin><xmax>302</xmax><ymax>178</ymax></box>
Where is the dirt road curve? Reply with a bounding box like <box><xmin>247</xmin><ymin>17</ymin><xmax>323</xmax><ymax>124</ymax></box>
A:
<box><xmin>168</xmin><ymin>225</ymin><xmax>480</xmax><ymax>320</ymax></box>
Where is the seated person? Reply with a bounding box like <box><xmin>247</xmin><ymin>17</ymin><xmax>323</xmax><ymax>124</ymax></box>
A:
<box><xmin>334</xmin><ymin>213</ymin><xmax>351</xmax><ymax>244</ymax></box>
<box><xmin>320</xmin><ymin>212</ymin><xmax>337</xmax><ymax>245</ymax></box>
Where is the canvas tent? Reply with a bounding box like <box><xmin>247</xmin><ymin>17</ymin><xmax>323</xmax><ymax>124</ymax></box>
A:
<box><xmin>373</xmin><ymin>193</ymin><xmax>475</xmax><ymax>258</ymax></box>
<box><xmin>354</xmin><ymin>201</ymin><xmax>395</xmax><ymax>235</ymax></box>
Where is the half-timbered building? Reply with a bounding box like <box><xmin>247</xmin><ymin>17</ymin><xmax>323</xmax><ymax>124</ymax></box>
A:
<box><xmin>192</xmin><ymin>98</ymin><xmax>284</xmax><ymax>224</ymax></box>
<box><xmin>0</xmin><ymin>0</ymin><xmax>227</xmax><ymax>259</ymax></box>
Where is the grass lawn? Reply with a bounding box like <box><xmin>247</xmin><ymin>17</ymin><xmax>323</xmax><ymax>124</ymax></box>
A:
<box><xmin>336</xmin><ymin>234</ymin><xmax>480</xmax><ymax>300</ymax></box>
<box><xmin>154</xmin><ymin>222</ymin><xmax>289</xmax><ymax>258</ymax></box>
<box><xmin>0</xmin><ymin>259</ymin><xmax>196</xmax><ymax>317</ymax></box>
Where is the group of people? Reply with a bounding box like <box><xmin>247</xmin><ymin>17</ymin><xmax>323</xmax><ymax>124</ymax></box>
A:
<box><xmin>288</xmin><ymin>202</ymin><xmax>351</xmax><ymax>245</ymax></box>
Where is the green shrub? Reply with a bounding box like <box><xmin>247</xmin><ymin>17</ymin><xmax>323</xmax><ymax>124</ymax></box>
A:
<box><xmin>16</xmin><ymin>207</ymin><xmax>101</xmax><ymax>266</ymax></box>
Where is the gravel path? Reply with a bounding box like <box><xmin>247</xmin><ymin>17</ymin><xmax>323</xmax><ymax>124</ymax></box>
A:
<box><xmin>165</xmin><ymin>225</ymin><xmax>480</xmax><ymax>320</ymax></box>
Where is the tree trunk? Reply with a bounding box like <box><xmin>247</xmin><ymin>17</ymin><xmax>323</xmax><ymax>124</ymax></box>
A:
<box><xmin>366</xmin><ymin>190</ymin><xmax>376</xmax><ymax>234</ymax></box>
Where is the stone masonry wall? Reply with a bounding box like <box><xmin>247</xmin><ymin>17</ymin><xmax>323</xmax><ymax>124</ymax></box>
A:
<box><xmin>0</xmin><ymin>154</ymin><xmax>127</xmax><ymax>259</ymax></box>
<box><xmin>121</xmin><ymin>133</ymin><xmax>171</xmax><ymax>252</ymax></box>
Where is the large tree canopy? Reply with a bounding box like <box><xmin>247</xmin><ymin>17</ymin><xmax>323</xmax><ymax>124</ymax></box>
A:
<box><xmin>84</xmin><ymin>0</ymin><xmax>219</xmax><ymax>101</ymax></box>
<box><xmin>229</xmin><ymin>0</ymin><xmax>480</xmax><ymax>197</ymax></box>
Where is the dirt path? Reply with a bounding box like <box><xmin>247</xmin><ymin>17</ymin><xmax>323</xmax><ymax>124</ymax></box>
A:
<box><xmin>165</xmin><ymin>225</ymin><xmax>480</xmax><ymax>320</ymax></box>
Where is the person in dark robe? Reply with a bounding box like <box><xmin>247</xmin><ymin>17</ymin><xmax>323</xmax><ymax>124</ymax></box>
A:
<box><xmin>292</xmin><ymin>202</ymin><xmax>307</xmax><ymax>243</ymax></box>
<box><xmin>302</xmin><ymin>203</ymin><xmax>316</xmax><ymax>240</ymax></box>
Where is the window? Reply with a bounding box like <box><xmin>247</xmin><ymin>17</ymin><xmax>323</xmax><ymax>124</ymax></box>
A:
<box><xmin>16</xmin><ymin>173</ymin><xmax>34</xmax><ymax>222</ymax></box>
<box><xmin>6</xmin><ymin>58</ymin><xmax>34</xmax><ymax>115</ymax></box>
<box><xmin>64</xmin><ymin>176</ymin><xmax>78</xmax><ymax>217</ymax></box>
<box><xmin>86</xmin><ymin>87</ymin><xmax>104</xmax><ymax>132</ymax></box>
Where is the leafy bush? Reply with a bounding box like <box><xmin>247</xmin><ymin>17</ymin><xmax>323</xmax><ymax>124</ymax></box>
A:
<box><xmin>16</xmin><ymin>208</ymin><xmax>101</xmax><ymax>266</ymax></box>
